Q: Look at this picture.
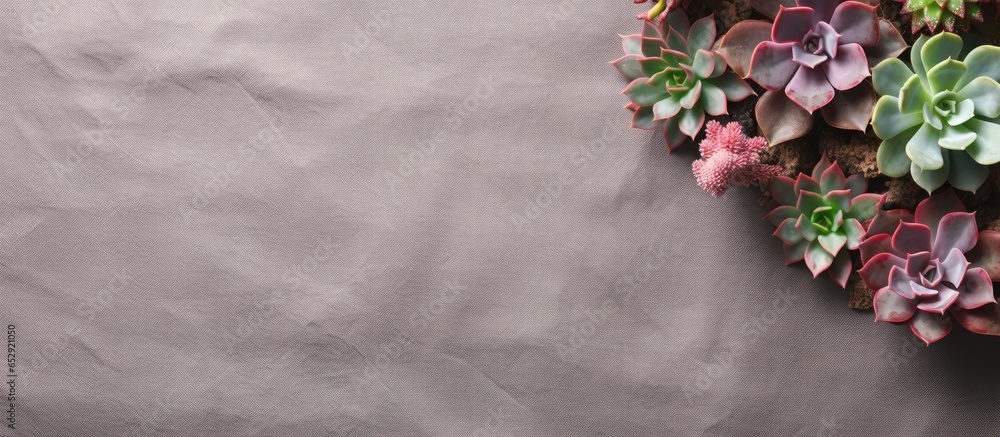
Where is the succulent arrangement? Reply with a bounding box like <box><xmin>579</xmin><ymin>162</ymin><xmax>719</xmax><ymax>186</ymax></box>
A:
<box><xmin>614</xmin><ymin>0</ymin><xmax>1000</xmax><ymax>345</ymax></box>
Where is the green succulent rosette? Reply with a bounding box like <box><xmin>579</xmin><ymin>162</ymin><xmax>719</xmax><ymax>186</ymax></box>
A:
<box><xmin>871</xmin><ymin>32</ymin><xmax>1000</xmax><ymax>193</ymax></box>
<box><xmin>766</xmin><ymin>155</ymin><xmax>882</xmax><ymax>287</ymax></box>
<box><xmin>614</xmin><ymin>11</ymin><xmax>755</xmax><ymax>150</ymax></box>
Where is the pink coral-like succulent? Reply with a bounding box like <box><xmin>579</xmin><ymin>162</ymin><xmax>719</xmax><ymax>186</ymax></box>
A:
<box><xmin>859</xmin><ymin>190</ymin><xmax>1000</xmax><ymax>345</ymax></box>
<box><xmin>718</xmin><ymin>0</ymin><xmax>908</xmax><ymax>146</ymax></box>
<box><xmin>692</xmin><ymin>121</ymin><xmax>782</xmax><ymax>197</ymax></box>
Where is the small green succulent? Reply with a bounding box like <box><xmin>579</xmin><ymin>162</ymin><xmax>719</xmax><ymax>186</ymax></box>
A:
<box><xmin>899</xmin><ymin>0</ymin><xmax>986</xmax><ymax>35</ymax></box>
<box><xmin>766</xmin><ymin>155</ymin><xmax>882</xmax><ymax>288</ymax></box>
<box><xmin>614</xmin><ymin>11</ymin><xmax>755</xmax><ymax>150</ymax></box>
<box><xmin>871</xmin><ymin>32</ymin><xmax>1000</xmax><ymax>193</ymax></box>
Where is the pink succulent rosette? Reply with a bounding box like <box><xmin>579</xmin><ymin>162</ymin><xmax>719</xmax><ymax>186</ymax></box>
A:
<box><xmin>719</xmin><ymin>0</ymin><xmax>907</xmax><ymax>145</ymax></box>
<box><xmin>858</xmin><ymin>190</ymin><xmax>1000</xmax><ymax>344</ymax></box>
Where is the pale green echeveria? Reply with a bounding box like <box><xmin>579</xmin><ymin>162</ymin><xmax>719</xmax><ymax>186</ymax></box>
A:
<box><xmin>871</xmin><ymin>32</ymin><xmax>1000</xmax><ymax>193</ymax></box>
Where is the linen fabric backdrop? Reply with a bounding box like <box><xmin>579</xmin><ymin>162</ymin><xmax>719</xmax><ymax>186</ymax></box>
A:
<box><xmin>2</xmin><ymin>1</ymin><xmax>999</xmax><ymax>436</ymax></box>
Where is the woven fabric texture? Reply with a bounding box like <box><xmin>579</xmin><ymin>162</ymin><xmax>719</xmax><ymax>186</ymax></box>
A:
<box><xmin>2</xmin><ymin>1</ymin><xmax>999</xmax><ymax>435</ymax></box>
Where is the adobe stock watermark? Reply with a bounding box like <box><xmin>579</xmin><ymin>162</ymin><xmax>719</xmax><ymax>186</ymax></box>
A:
<box><xmin>340</xmin><ymin>0</ymin><xmax>427</xmax><ymax>60</ymax></box>
<box><xmin>121</xmin><ymin>345</ymin><xmax>309</xmax><ymax>437</ymax></box>
<box><xmin>555</xmin><ymin>243</ymin><xmax>666</xmax><ymax>360</ymax></box>
<box><xmin>17</xmin><ymin>0</ymin><xmax>242</xmax><ymax>42</ymax></box>
<box><xmin>382</xmin><ymin>74</ymin><xmax>502</xmax><ymax>197</ymax></box>
<box><xmin>885</xmin><ymin>325</ymin><xmax>934</xmax><ymax>372</ymax></box>
<box><xmin>214</xmin><ymin>0</ymin><xmax>246</xmax><ymax>19</ymax></box>
<box><xmin>180</xmin><ymin>113</ymin><xmax>291</xmax><ymax>227</ymax></box>
<box><xmin>26</xmin><ymin>267</ymin><xmax>132</xmax><ymax>376</ymax></box>
<box><xmin>221</xmin><ymin>234</ymin><xmax>336</xmax><ymax>355</ymax></box>
<box><xmin>349</xmin><ymin>278</ymin><xmax>465</xmax><ymax>396</ymax></box>
<box><xmin>52</xmin><ymin>61</ymin><xmax>171</xmax><ymax>182</ymax></box>
<box><xmin>682</xmin><ymin>277</ymin><xmax>802</xmax><ymax>402</ymax></box>
<box><xmin>510</xmin><ymin>120</ymin><xmax>628</xmax><ymax>234</ymax></box>
<box><xmin>15</xmin><ymin>0</ymin><xmax>72</xmax><ymax>41</ymax></box>
<box><xmin>815</xmin><ymin>415</ymin><xmax>842</xmax><ymax>437</ymax></box>
<box><xmin>470</xmin><ymin>403</ymin><xmax>516</xmax><ymax>437</ymax></box>
<box><xmin>49</xmin><ymin>5</ymin><xmax>244</xmax><ymax>182</ymax></box>
<box><xmin>542</xmin><ymin>0</ymin><xmax>588</xmax><ymax>29</ymax></box>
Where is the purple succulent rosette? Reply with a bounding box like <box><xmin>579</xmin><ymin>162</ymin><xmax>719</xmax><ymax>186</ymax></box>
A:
<box><xmin>719</xmin><ymin>0</ymin><xmax>907</xmax><ymax>145</ymax></box>
<box><xmin>858</xmin><ymin>190</ymin><xmax>1000</xmax><ymax>344</ymax></box>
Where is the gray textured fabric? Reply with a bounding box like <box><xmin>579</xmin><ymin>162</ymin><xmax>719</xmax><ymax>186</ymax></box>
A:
<box><xmin>3</xmin><ymin>1</ymin><xmax>1000</xmax><ymax>436</ymax></box>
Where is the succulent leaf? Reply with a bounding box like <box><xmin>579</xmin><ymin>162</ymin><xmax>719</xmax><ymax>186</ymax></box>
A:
<box><xmin>687</xmin><ymin>15</ymin><xmax>717</xmax><ymax>53</ymax></box>
<box><xmin>612</xmin><ymin>55</ymin><xmax>646</xmax><ymax>80</ymax></box>
<box><xmin>821</xmin><ymin>81</ymin><xmax>876</xmax><ymax>132</ymax></box>
<box><xmin>926</xmin><ymin>59</ymin><xmax>967</xmax><ymax>95</ymax></box>
<box><xmin>748</xmin><ymin>42</ymin><xmax>799</xmax><ymax>91</ymax></box>
<box><xmin>785</xmin><ymin>240</ymin><xmax>810</xmax><ymax>264</ymax></box>
<box><xmin>952</xmin><ymin>305</ymin><xmax>1000</xmax><ymax>335</ymax></box>
<box><xmin>872</xmin><ymin>58</ymin><xmax>914</xmax><ymax>97</ymax></box>
<box><xmin>829</xmin><ymin>2</ymin><xmax>879</xmax><ymax>46</ymax></box>
<box><xmin>909</xmin><ymin>156</ymin><xmax>950</xmax><ymax>192</ymax></box>
<box><xmin>756</xmin><ymin>91</ymin><xmax>814</xmax><ymax>146</ymax></box>
<box><xmin>624</xmin><ymin>79</ymin><xmax>666</xmax><ymax>106</ymax></box>
<box><xmin>847</xmin><ymin>193</ymin><xmax>881</xmax><ymax>221</ymax></box>
<box><xmin>775</xmin><ymin>218</ymin><xmax>804</xmax><ymax>244</ymax></box>
<box><xmin>717</xmin><ymin>20</ymin><xmax>773</xmax><ymax>78</ymax></box>
<box><xmin>955</xmin><ymin>45</ymin><xmax>1000</xmax><ymax>90</ymax></box>
<box><xmin>631</xmin><ymin>105</ymin><xmax>659</xmax><ymax>129</ymax></box>
<box><xmin>865</xmin><ymin>20</ymin><xmax>909</xmax><ymax>67</ymax></box>
<box><xmin>874</xmin><ymin>287</ymin><xmax>918</xmax><ymax>322</ymax></box>
<box><xmin>956</xmin><ymin>78</ymin><xmax>1000</xmax><ymax>119</ymax></box>
<box><xmin>750</xmin><ymin>0</ymin><xmax>800</xmax><ymax>20</ymax></box>
<box><xmin>964</xmin><ymin>119</ymin><xmax>1000</xmax><ymax>165</ymax></box>
<box><xmin>700</xmin><ymin>84</ymin><xmax>728</xmax><ymax>116</ymax></box>
<box><xmin>967</xmin><ymin>231</ymin><xmax>1000</xmax><ymax>281</ymax></box>
<box><xmin>844</xmin><ymin>174</ymin><xmax>868</xmax><ymax>197</ymax></box>
<box><xmin>805</xmin><ymin>240</ymin><xmax>835</xmax><ymax>274</ymax></box>
<box><xmin>946</xmin><ymin>151</ymin><xmax>989</xmax><ymax>192</ymax></box>
<box><xmin>828</xmin><ymin>252</ymin><xmax>853</xmax><ymax>288</ymax></box>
